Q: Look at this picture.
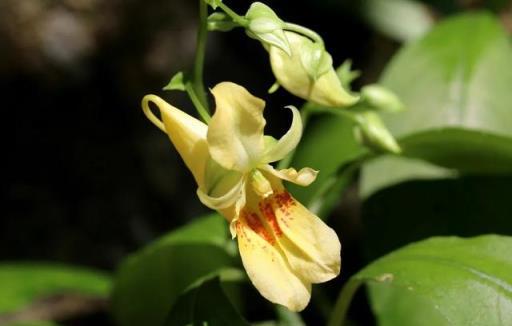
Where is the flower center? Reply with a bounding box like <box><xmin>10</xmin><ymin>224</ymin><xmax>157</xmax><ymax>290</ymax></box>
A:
<box><xmin>250</xmin><ymin>169</ymin><xmax>273</xmax><ymax>198</ymax></box>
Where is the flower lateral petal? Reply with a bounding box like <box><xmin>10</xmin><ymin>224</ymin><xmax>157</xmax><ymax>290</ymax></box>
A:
<box><xmin>142</xmin><ymin>95</ymin><xmax>209</xmax><ymax>188</ymax></box>
<box><xmin>263</xmin><ymin>105</ymin><xmax>302</xmax><ymax>163</ymax></box>
<box><xmin>208</xmin><ymin>82</ymin><xmax>267</xmax><ymax>172</ymax></box>
<box><xmin>236</xmin><ymin>210</ymin><xmax>311</xmax><ymax>312</ymax></box>
<box><xmin>263</xmin><ymin>178</ymin><xmax>341</xmax><ymax>283</ymax></box>
<box><xmin>262</xmin><ymin>165</ymin><xmax>318</xmax><ymax>187</ymax></box>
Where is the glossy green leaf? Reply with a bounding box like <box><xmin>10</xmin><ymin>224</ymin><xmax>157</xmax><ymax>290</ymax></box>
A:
<box><xmin>330</xmin><ymin>235</ymin><xmax>512</xmax><ymax>326</ymax></box>
<box><xmin>287</xmin><ymin>113</ymin><xmax>365</xmax><ymax>217</ymax></box>
<box><xmin>0</xmin><ymin>263</ymin><xmax>110</xmax><ymax>315</ymax></box>
<box><xmin>362</xmin><ymin>12</ymin><xmax>512</xmax><ymax>196</ymax></box>
<box><xmin>111</xmin><ymin>214</ymin><xmax>235</xmax><ymax>326</ymax></box>
<box><xmin>165</xmin><ymin>271</ymin><xmax>248</xmax><ymax>326</ymax></box>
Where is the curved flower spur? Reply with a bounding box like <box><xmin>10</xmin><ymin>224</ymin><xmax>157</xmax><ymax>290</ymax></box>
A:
<box><xmin>142</xmin><ymin>82</ymin><xmax>341</xmax><ymax>311</ymax></box>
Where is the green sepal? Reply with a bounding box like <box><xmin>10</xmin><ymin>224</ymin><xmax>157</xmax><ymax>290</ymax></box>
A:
<box><xmin>204</xmin><ymin>0</ymin><xmax>222</xmax><ymax>10</ymax></box>
<box><xmin>300</xmin><ymin>41</ymin><xmax>333</xmax><ymax>80</ymax></box>
<box><xmin>245</xmin><ymin>2</ymin><xmax>291</xmax><ymax>56</ymax></box>
<box><xmin>267</xmin><ymin>81</ymin><xmax>280</xmax><ymax>94</ymax></box>
<box><xmin>207</xmin><ymin>12</ymin><xmax>238</xmax><ymax>32</ymax></box>
<box><xmin>336</xmin><ymin>59</ymin><xmax>361</xmax><ymax>90</ymax></box>
<box><xmin>163</xmin><ymin>72</ymin><xmax>186</xmax><ymax>91</ymax></box>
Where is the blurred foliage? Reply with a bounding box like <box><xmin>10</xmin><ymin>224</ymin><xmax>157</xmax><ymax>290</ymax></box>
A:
<box><xmin>111</xmin><ymin>214</ymin><xmax>238</xmax><ymax>326</ymax></box>
<box><xmin>362</xmin><ymin>12</ymin><xmax>512</xmax><ymax>196</ymax></box>
<box><xmin>0</xmin><ymin>263</ymin><xmax>110</xmax><ymax>314</ymax></box>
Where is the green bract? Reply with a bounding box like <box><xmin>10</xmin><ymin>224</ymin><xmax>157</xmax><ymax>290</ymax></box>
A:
<box><xmin>245</xmin><ymin>2</ymin><xmax>291</xmax><ymax>56</ymax></box>
<box><xmin>207</xmin><ymin>12</ymin><xmax>238</xmax><ymax>32</ymax></box>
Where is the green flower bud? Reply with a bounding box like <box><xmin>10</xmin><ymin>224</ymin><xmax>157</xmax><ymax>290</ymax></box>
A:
<box><xmin>299</xmin><ymin>41</ymin><xmax>333</xmax><ymax>80</ymax></box>
<box><xmin>360</xmin><ymin>84</ymin><xmax>405</xmax><ymax>113</ymax></box>
<box><xmin>269</xmin><ymin>31</ymin><xmax>359</xmax><ymax>107</ymax></box>
<box><xmin>353</xmin><ymin>111</ymin><xmax>401</xmax><ymax>153</ymax></box>
<box><xmin>245</xmin><ymin>2</ymin><xmax>291</xmax><ymax>56</ymax></box>
<box><xmin>207</xmin><ymin>12</ymin><xmax>238</xmax><ymax>32</ymax></box>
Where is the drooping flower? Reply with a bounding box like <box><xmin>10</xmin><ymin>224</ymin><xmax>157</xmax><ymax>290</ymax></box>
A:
<box><xmin>142</xmin><ymin>82</ymin><xmax>341</xmax><ymax>311</ymax></box>
<box><xmin>268</xmin><ymin>31</ymin><xmax>359</xmax><ymax>108</ymax></box>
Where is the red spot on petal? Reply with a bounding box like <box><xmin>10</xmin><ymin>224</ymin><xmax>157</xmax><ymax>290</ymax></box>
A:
<box><xmin>259</xmin><ymin>200</ymin><xmax>283</xmax><ymax>237</ymax></box>
<box><xmin>274</xmin><ymin>191</ymin><xmax>295</xmax><ymax>216</ymax></box>
<box><xmin>243</xmin><ymin>210</ymin><xmax>275</xmax><ymax>245</ymax></box>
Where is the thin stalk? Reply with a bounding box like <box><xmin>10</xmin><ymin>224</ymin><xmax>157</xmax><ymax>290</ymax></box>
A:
<box><xmin>217</xmin><ymin>2</ymin><xmax>249</xmax><ymax>27</ymax></box>
<box><xmin>284</xmin><ymin>23</ymin><xmax>324</xmax><ymax>46</ymax></box>
<box><xmin>192</xmin><ymin>0</ymin><xmax>209</xmax><ymax>112</ymax></box>
<box><xmin>327</xmin><ymin>279</ymin><xmax>363</xmax><ymax>326</ymax></box>
<box><xmin>185</xmin><ymin>82</ymin><xmax>211</xmax><ymax>123</ymax></box>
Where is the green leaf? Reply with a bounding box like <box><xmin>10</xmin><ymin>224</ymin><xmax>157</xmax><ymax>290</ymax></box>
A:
<box><xmin>330</xmin><ymin>235</ymin><xmax>512</xmax><ymax>326</ymax></box>
<box><xmin>163</xmin><ymin>72</ymin><xmax>186</xmax><ymax>91</ymax></box>
<box><xmin>361</xmin><ymin>0</ymin><xmax>434</xmax><ymax>42</ymax></box>
<box><xmin>287</xmin><ymin>113</ymin><xmax>365</xmax><ymax>218</ymax></box>
<box><xmin>165</xmin><ymin>272</ymin><xmax>248</xmax><ymax>326</ymax></box>
<box><xmin>111</xmin><ymin>214</ymin><xmax>235</xmax><ymax>326</ymax></box>
<box><xmin>362</xmin><ymin>12</ymin><xmax>512</xmax><ymax>196</ymax></box>
<box><xmin>4</xmin><ymin>321</ymin><xmax>60</xmax><ymax>326</ymax></box>
<box><xmin>0</xmin><ymin>263</ymin><xmax>110</xmax><ymax>315</ymax></box>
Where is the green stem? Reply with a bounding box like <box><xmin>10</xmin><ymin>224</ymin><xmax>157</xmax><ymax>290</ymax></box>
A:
<box><xmin>277</xmin><ymin>106</ymin><xmax>312</xmax><ymax>169</ymax></box>
<box><xmin>217</xmin><ymin>2</ymin><xmax>249</xmax><ymax>27</ymax></box>
<box><xmin>186</xmin><ymin>82</ymin><xmax>211</xmax><ymax>123</ymax></box>
<box><xmin>192</xmin><ymin>0</ymin><xmax>209</xmax><ymax>112</ymax></box>
<box><xmin>327</xmin><ymin>279</ymin><xmax>363</xmax><ymax>326</ymax></box>
<box><xmin>284</xmin><ymin>23</ymin><xmax>324</xmax><ymax>46</ymax></box>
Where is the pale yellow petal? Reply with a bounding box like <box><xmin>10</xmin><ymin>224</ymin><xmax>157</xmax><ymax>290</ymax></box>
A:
<box><xmin>262</xmin><ymin>105</ymin><xmax>302</xmax><ymax>163</ymax></box>
<box><xmin>196</xmin><ymin>176</ymin><xmax>244</xmax><ymax>211</ymax></box>
<box><xmin>236</xmin><ymin>211</ymin><xmax>311</xmax><ymax>311</ymax></box>
<box><xmin>262</xmin><ymin>165</ymin><xmax>318</xmax><ymax>187</ymax></box>
<box><xmin>208</xmin><ymin>82</ymin><xmax>266</xmax><ymax>172</ymax></box>
<box><xmin>269</xmin><ymin>32</ymin><xmax>359</xmax><ymax>107</ymax></box>
<box><xmin>256</xmin><ymin>174</ymin><xmax>341</xmax><ymax>283</ymax></box>
<box><xmin>142</xmin><ymin>95</ymin><xmax>209</xmax><ymax>187</ymax></box>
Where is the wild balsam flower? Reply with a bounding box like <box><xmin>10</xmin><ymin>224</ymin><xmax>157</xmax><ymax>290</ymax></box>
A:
<box><xmin>142</xmin><ymin>82</ymin><xmax>341</xmax><ymax>311</ymax></box>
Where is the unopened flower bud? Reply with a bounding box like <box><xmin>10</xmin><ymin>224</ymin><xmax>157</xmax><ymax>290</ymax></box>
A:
<box><xmin>269</xmin><ymin>31</ymin><xmax>358</xmax><ymax>107</ymax></box>
<box><xmin>353</xmin><ymin>111</ymin><xmax>401</xmax><ymax>154</ymax></box>
<box><xmin>245</xmin><ymin>2</ymin><xmax>291</xmax><ymax>56</ymax></box>
<box><xmin>207</xmin><ymin>12</ymin><xmax>238</xmax><ymax>32</ymax></box>
<box><xmin>360</xmin><ymin>84</ymin><xmax>405</xmax><ymax>113</ymax></box>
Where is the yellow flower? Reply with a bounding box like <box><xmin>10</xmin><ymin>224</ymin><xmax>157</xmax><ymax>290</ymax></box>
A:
<box><xmin>142</xmin><ymin>82</ymin><xmax>341</xmax><ymax>311</ymax></box>
<box><xmin>269</xmin><ymin>31</ymin><xmax>359</xmax><ymax>108</ymax></box>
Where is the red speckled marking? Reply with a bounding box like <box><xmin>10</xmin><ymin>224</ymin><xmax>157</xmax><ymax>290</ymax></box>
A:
<box><xmin>274</xmin><ymin>191</ymin><xmax>295</xmax><ymax>216</ymax></box>
<box><xmin>243</xmin><ymin>210</ymin><xmax>275</xmax><ymax>245</ymax></box>
<box><xmin>259</xmin><ymin>200</ymin><xmax>283</xmax><ymax>237</ymax></box>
